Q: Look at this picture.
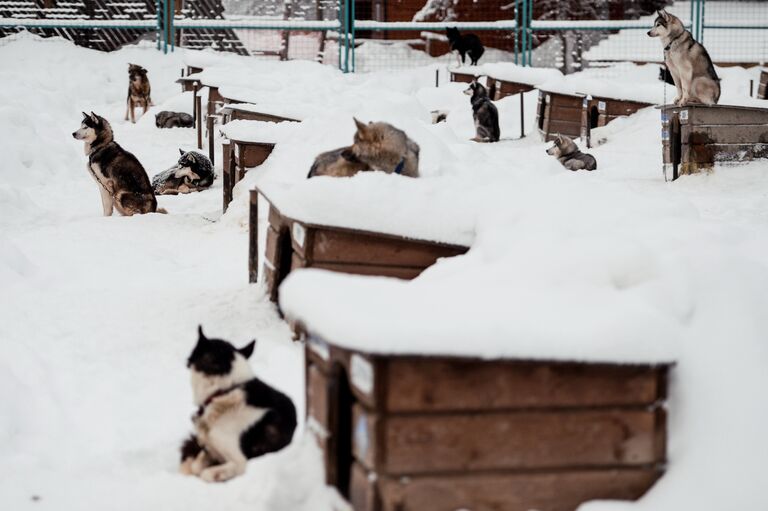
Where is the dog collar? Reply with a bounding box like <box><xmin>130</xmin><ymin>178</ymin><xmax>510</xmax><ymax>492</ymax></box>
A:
<box><xmin>195</xmin><ymin>384</ymin><xmax>240</xmax><ymax>417</ymax></box>
<box><xmin>394</xmin><ymin>158</ymin><xmax>406</xmax><ymax>175</ymax></box>
<box><xmin>664</xmin><ymin>31</ymin><xmax>685</xmax><ymax>51</ymax></box>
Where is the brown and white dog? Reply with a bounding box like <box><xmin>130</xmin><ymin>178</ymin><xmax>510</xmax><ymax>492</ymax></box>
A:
<box><xmin>125</xmin><ymin>63</ymin><xmax>152</xmax><ymax>123</ymax></box>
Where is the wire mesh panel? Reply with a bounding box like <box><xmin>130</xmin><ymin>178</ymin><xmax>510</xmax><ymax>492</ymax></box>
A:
<box><xmin>172</xmin><ymin>0</ymin><xmax>341</xmax><ymax>66</ymax></box>
<box><xmin>700</xmin><ymin>0</ymin><xmax>768</xmax><ymax>65</ymax></box>
<box><xmin>0</xmin><ymin>0</ymin><xmax>162</xmax><ymax>51</ymax></box>
<box><xmin>350</xmin><ymin>0</ymin><xmax>520</xmax><ymax>72</ymax></box>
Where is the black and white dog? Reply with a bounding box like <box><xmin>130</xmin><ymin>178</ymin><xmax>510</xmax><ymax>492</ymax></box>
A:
<box><xmin>446</xmin><ymin>27</ymin><xmax>485</xmax><ymax>66</ymax></box>
<box><xmin>152</xmin><ymin>149</ymin><xmax>215</xmax><ymax>195</ymax></box>
<box><xmin>464</xmin><ymin>80</ymin><xmax>500</xmax><ymax>142</ymax></box>
<box><xmin>180</xmin><ymin>327</ymin><xmax>297</xmax><ymax>482</ymax></box>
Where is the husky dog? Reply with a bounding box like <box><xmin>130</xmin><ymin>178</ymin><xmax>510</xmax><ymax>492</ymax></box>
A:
<box><xmin>446</xmin><ymin>27</ymin><xmax>485</xmax><ymax>66</ymax></box>
<box><xmin>307</xmin><ymin>146</ymin><xmax>370</xmax><ymax>178</ymax></box>
<box><xmin>647</xmin><ymin>10</ymin><xmax>720</xmax><ymax>105</ymax></box>
<box><xmin>349</xmin><ymin>118</ymin><xmax>420</xmax><ymax>178</ymax></box>
<box><xmin>126</xmin><ymin>64</ymin><xmax>152</xmax><ymax>124</ymax></box>
<box><xmin>155</xmin><ymin>111</ymin><xmax>194</xmax><ymax>129</ymax></box>
<box><xmin>464</xmin><ymin>80</ymin><xmax>500</xmax><ymax>143</ymax></box>
<box><xmin>546</xmin><ymin>135</ymin><xmax>597</xmax><ymax>171</ymax></box>
<box><xmin>180</xmin><ymin>327</ymin><xmax>297</xmax><ymax>483</ymax></box>
<box><xmin>152</xmin><ymin>150</ymin><xmax>216</xmax><ymax>195</ymax></box>
<box><xmin>72</xmin><ymin>112</ymin><xmax>164</xmax><ymax>215</ymax></box>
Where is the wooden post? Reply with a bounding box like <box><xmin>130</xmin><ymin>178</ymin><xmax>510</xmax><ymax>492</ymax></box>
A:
<box><xmin>222</xmin><ymin>142</ymin><xmax>232</xmax><ymax>213</ymax></box>
<box><xmin>207</xmin><ymin>115</ymin><xmax>215</xmax><ymax>165</ymax></box>
<box><xmin>249</xmin><ymin>190</ymin><xmax>259</xmax><ymax>283</ymax></box>
<box><xmin>196</xmin><ymin>95</ymin><xmax>202</xmax><ymax>150</ymax></box>
<box><xmin>750</xmin><ymin>79</ymin><xmax>754</xmax><ymax>97</ymax></box>
<box><xmin>519</xmin><ymin>92</ymin><xmax>525</xmax><ymax>138</ymax></box>
<box><xmin>435</xmin><ymin>68</ymin><xmax>439</xmax><ymax>88</ymax></box>
<box><xmin>192</xmin><ymin>83</ymin><xmax>199</xmax><ymax>123</ymax></box>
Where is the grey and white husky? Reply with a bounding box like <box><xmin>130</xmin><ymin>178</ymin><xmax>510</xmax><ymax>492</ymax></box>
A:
<box><xmin>152</xmin><ymin>149</ymin><xmax>215</xmax><ymax>195</ymax></box>
<box><xmin>349</xmin><ymin>118</ymin><xmax>420</xmax><ymax>178</ymax></box>
<box><xmin>647</xmin><ymin>9</ymin><xmax>720</xmax><ymax>105</ymax></box>
<box><xmin>464</xmin><ymin>79</ymin><xmax>500</xmax><ymax>143</ymax></box>
<box><xmin>546</xmin><ymin>135</ymin><xmax>597</xmax><ymax>171</ymax></box>
<box><xmin>180</xmin><ymin>327</ymin><xmax>297</xmax><ymax>483</ymax></box>
<box><xmin>72</xmin><ymin>112</ymin><xmax>164</xmax><ymax>215</ymax></box>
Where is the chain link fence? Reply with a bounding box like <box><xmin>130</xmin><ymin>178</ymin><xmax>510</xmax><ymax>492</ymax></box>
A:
<box><xmin>0</xmin><ymin>0</ymin><xmax>765</xmax><ymax>73</ymax></box>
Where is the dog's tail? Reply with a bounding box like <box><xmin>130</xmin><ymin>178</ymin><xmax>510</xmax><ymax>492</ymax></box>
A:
<box><xmin>156</xmin><ymin>207</ymin><xmax>168</xmax><ymax>214</ymax></box>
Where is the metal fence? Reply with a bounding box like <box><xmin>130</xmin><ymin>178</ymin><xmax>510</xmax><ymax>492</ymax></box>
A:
<box><xmin>0</xmin><ymin>0</ymin><xmax>765</xmax><ymax>72</ymax></box>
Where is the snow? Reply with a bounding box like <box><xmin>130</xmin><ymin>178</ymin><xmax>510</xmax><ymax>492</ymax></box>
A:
<box><xmin>3</xmin><ymin>28</ymin><xmax>768</xmax><ymax>511</ymax></box>
<box><xmin>219</xmin><ymin>119</ymin><xmax>299</xmax><ymax>143</ymax></box>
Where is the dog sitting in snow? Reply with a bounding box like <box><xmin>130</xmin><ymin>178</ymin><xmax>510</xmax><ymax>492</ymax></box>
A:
<box><xmin>72</xmin><ymin>112</ymin><xmax>164</xmax><ymax>215</ymax></box>
<box><xmin>464</xmin><ymin>79</ymin><xmax>500</xmax><ymax>143</ymax></box>
<box><xmin>347</xmin><ymin>118</ymin><xmax>420</xmax><ymax>177</ymax></box>
<box><xmin>546</xmin><ymin>135</ymin><xmax>597</xmax><ymax>171</ymax></box>
<box><xmin>446</xmin><ymin>27</ymin><xmax>485</xmax><ymax>66</ymax></box>
<box><xmin>180</xmin><ymin>327</ymin><xmax>297</xmax><ymax>483</ymax></box>
<box><xmin>125</xmin><ymin>63</ymin><xmax>152</xmax><ymax>124</ymax></box>
<box><xmin>152</xmin><ymin>149</ymin><xmax>215</xmax><ymax>195</ymax></box>
<box><xmin>307</xmin><ymin>146</ymin><xmax>370</xmax><ymax>178</ymax></box>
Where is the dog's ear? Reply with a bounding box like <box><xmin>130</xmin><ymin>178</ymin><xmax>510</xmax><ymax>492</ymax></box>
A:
<box><xmin>658</xmin><ymin>9</ymin><xmax>669</xmax><ymax>20</ymax></box>
<box><xmin>341</xmin><ymin>148</ymin><xmax>355</xmax><ymax>161</ymax></box>
<box><xmin>89</xmin><ymin>112</ymin><xmax>100</xmax><ymax>125</ymax></box>
<box><xmin>353</xmin><ymin>117</ymin><xmax>367</xmax><ymax>134</ymax></box>
<box><xmin>82</xmin><ymin>111</ymin><xmax>90</xmax><ymax>120</ymax></box>
<box><xmin>238</xmin><ymin>340</ymin><xmax>256</xmax><ymax>359</ymax></box>
<box><xmin>187</xmin><ymin>152</ymin><xmax>196</xmax><ymax>163</ymax></box>
<box><xmin>197</xmin><ymin>325</ymin><xmax>207</xmax><ymax>342</ymax></box>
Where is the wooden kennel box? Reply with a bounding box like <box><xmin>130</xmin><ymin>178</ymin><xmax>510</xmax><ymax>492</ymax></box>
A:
<box><xmin>486</xmin><ymin>76</ymin><xmax>534</xmax><ymax>101</ymax></box>
<box><xmin>221</xmin><ymin>140</ymin><xmax>275</xmax><ymax>212</ymax></box>
<box><xmin>449</xmin><ymin>69</ymin><xmax>481</xmax><ymax>84</ymax></box>
<box><xmin>249</xmin><ymin>188</ymin><xmax>469</xmax><ymax>302</ymax></box>
<box><xmin>305</xmin><ymin>336</ymin><xmax>671</xmax><ymax>511</ymax></box>
<box><xmin>660</xmin><ymin>104</ymin><xmax>768</xmax><ymax>180</ymax></box>
<box><xmin>537</xmin><ymin>90</ymin><xmax>652</xmax><ymax>145</ymax></box>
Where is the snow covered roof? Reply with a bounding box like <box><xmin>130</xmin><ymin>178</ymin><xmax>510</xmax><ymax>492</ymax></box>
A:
<box><xmin>451</xmin><ymin>63</ymin><xmax>563</xmax><ymax>86</ymax></box>
<box><xmin>256</xmin><ymin>175</ymin><xmax>475</xmax><ymax>247</ymax></box>
<box><xmin>538</xmin><ymin>75</ymin><xmax>664</xmax><ymax>104</ymax></box>
<box><xmin>219</xmin><ymin>119</ymin><xmax>299</xmax><ymax>144</ymax></box>
<box><xmin>280</xmin><ymin>269</ymin><xmax>678</xmax><ymax>364</ymax></box>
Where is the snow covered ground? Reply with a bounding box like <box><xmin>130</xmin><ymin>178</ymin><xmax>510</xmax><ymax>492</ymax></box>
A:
<box><xmin>2</xmin><ymin>31</ymin><xmax>768</xmax><ymax>511</ymax></box>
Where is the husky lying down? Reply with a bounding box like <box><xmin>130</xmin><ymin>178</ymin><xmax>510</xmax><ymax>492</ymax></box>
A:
<box><xmin>546</xmin><ymin>135</ymin><xmax>597</xmax><ymax>171</ymax></box>
<box><xmin>152</xmin><ymin>150</ymin><xmax>215</xmax><ymax>195</ymax></box>
<box><xmin>180</xmin><ymin>327</ymin><xmax>297</xmax><ymax>483</ymax></box>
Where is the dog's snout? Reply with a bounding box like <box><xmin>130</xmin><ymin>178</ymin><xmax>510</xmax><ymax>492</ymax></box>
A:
<box><xmin>72</xmin><ymin>132</ymin><xmax>77</xmax><ymax>138</ymax></box>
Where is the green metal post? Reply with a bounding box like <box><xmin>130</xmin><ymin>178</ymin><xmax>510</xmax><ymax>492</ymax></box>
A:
<box><xmin>350</xmin><ymin>0</ymin><xmax>355</xmax><ymax>72</ymax></box>
<box><xmin>527</xmin><ymin>0</ymin><xmax>533</xmax><ymax>66</ymax></box>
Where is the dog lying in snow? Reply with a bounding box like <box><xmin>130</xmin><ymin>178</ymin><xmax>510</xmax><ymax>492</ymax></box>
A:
<box><xmin>180</xmin><ymin>327</ymin><xmax>297</xmax><ymax>482</ymax></box>
<box><xmin>152</xmin><ymin>150</ymin><xmax>215</xmax><ymax>195</ymax></box>
<box><xmin>546</xmin><ymin>135</ymin><xmax>597</xmax><ymax>171</ymax></box>
<box><xmin>307</xmin><ymin>146</ymin><xmax>370</xmax><ymax>178</ymax></box>
<box><xmin>155</xmin><ymin>111</ymin><xmax>194</xmax><ymax>129</ymax></box>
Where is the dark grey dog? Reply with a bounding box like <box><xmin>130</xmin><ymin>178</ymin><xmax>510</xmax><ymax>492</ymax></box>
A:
<box><xmin>464</xmin><ymin>80</ymin><xmax>500</xmax><ymax>143</ymax></box>
<box><xmin>546</xmin><ymin>135</ymin><xmax>597</xmax><ymax>171</ymax></box>
<box><xmin>152</xmin><ymin>149</ymin><xmax>215</xmax><ymax>195</ymax></box>
<box><xmin>307</xmin><ymin>146</ymin><xmax>370</xmax><ymax>178</ymax></box>
<box><xmin>155</xmin><ymin>111</ymin><xmax>194</xmax><ymax>129</ymax></box>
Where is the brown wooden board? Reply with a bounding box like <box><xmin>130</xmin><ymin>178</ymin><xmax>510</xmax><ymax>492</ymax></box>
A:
<box><xmin>682</xmin><ymin>125</ymin><xmax>768</xmax><ymax>145</ymax></box>
<box><xmin>307</xmin><ymin>364</ymin><xmax>330</xmax><ymax>429</ymax></box>
<box><xmin>248</xmin><ymin>190</ymin><xmax>259</xmax><ymax>283</ymax></box>
<box><xmin>353</xmin><ymin>405</ymin><xmax>666</xmax><ymax>474</ymax></box>
<box><xmin>680</xmin><ymin>105</ymin><xmax>768</xmax><ymax>126</ymax></box>
<box><xmin>351</xmin><ymin>462</ymin><xmax>662</xmax><ymax>511</ymax></box>
<box><xmin>221</xmin><ymin>142</ymin><xmax>232</xmax><ymax>212</ymax></box>
<box><xmin>682</xmin><ymin>142</ymin><xmax>768</xmax><ymax>164</ymax></box>
<box><xmin>233</xmin><ymin>141</ymin><xmax>275</xmax><ymax>169</ymax></box>
<box><xmin>487</xmin><ymin>78</ymin><xmax>533</xmax><ymax>101</ymax></box>
<box><xmin>382</xmin><ymin>359</ymin><xmax>667</xmax><ymax>412</ymax></box>
<box><xmin>450</xmin><ymin>71</ymin><xmax>477</xmax><ymax>83</ymax></box>
<box><xmin>758</xmin><ymin>70</ymin><xmax>767</xmax><ymax>99</ymax></box>
<box><xmin>304</xmin><ymin>228</ymin><xmax>466</xmax><ymax>266</ymax></box>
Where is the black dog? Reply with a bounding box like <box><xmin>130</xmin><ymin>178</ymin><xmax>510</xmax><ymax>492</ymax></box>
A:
<box><xmin>464</xmin><ymin>80</ymin><xmax>500</xmax><ymax>142</ymax></box>
<box><xmin>446</xmin><ymin>27</ymin><xmax>485</xmax><ymax>66</ymax></box>
<box><xmin>658</xmin><ymin>66</ymin><xmax>675</xmax><ymax>86</ymax></box>
<box><xmin>155</xmin><ymin>111</ymin><xmax>194</xmax><ymax>129</ymax></box>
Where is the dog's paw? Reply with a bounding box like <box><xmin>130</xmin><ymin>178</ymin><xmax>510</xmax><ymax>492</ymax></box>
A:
<box><xmin>200</xmin><ymin>464</ymin><xmax>239</xmax><ymax>483</ymax></box>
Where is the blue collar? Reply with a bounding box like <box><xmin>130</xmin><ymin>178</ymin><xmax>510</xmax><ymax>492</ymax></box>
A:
<box><xmin>394</xmin><ymin>158</ymin><xmax>406</xmax><ymax>175</ymax></box>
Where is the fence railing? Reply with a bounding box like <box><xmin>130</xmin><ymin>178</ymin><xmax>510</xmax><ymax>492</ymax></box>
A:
<box><xmin>1</xmin><ymin>0</ymin><xmax>765</xmax><ymax>71</ymax></box>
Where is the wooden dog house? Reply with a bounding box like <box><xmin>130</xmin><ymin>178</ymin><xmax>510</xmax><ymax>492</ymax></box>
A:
<box><xmin>538</xmin><ymin>89</ymin><xmax>653</xmax><ymax>146</ymax></box>
<box><xmin>304</xmin><ymin>334</ymin><xmax>671</xmax><ymax>511</ymax></box>
<box><xmin>660</xmin><ymin>104</ymin><xmax>768</xmax><ymax>181</ymax></box>
<box><xmin>221</xmin><ymin>140</ymin><xmax>275</xmax><ymax>212</ymax></box>
<box><xmin>249</xmin><ymin>187</ymin><xmax>469</xmax><ymax>302</ymax></box>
